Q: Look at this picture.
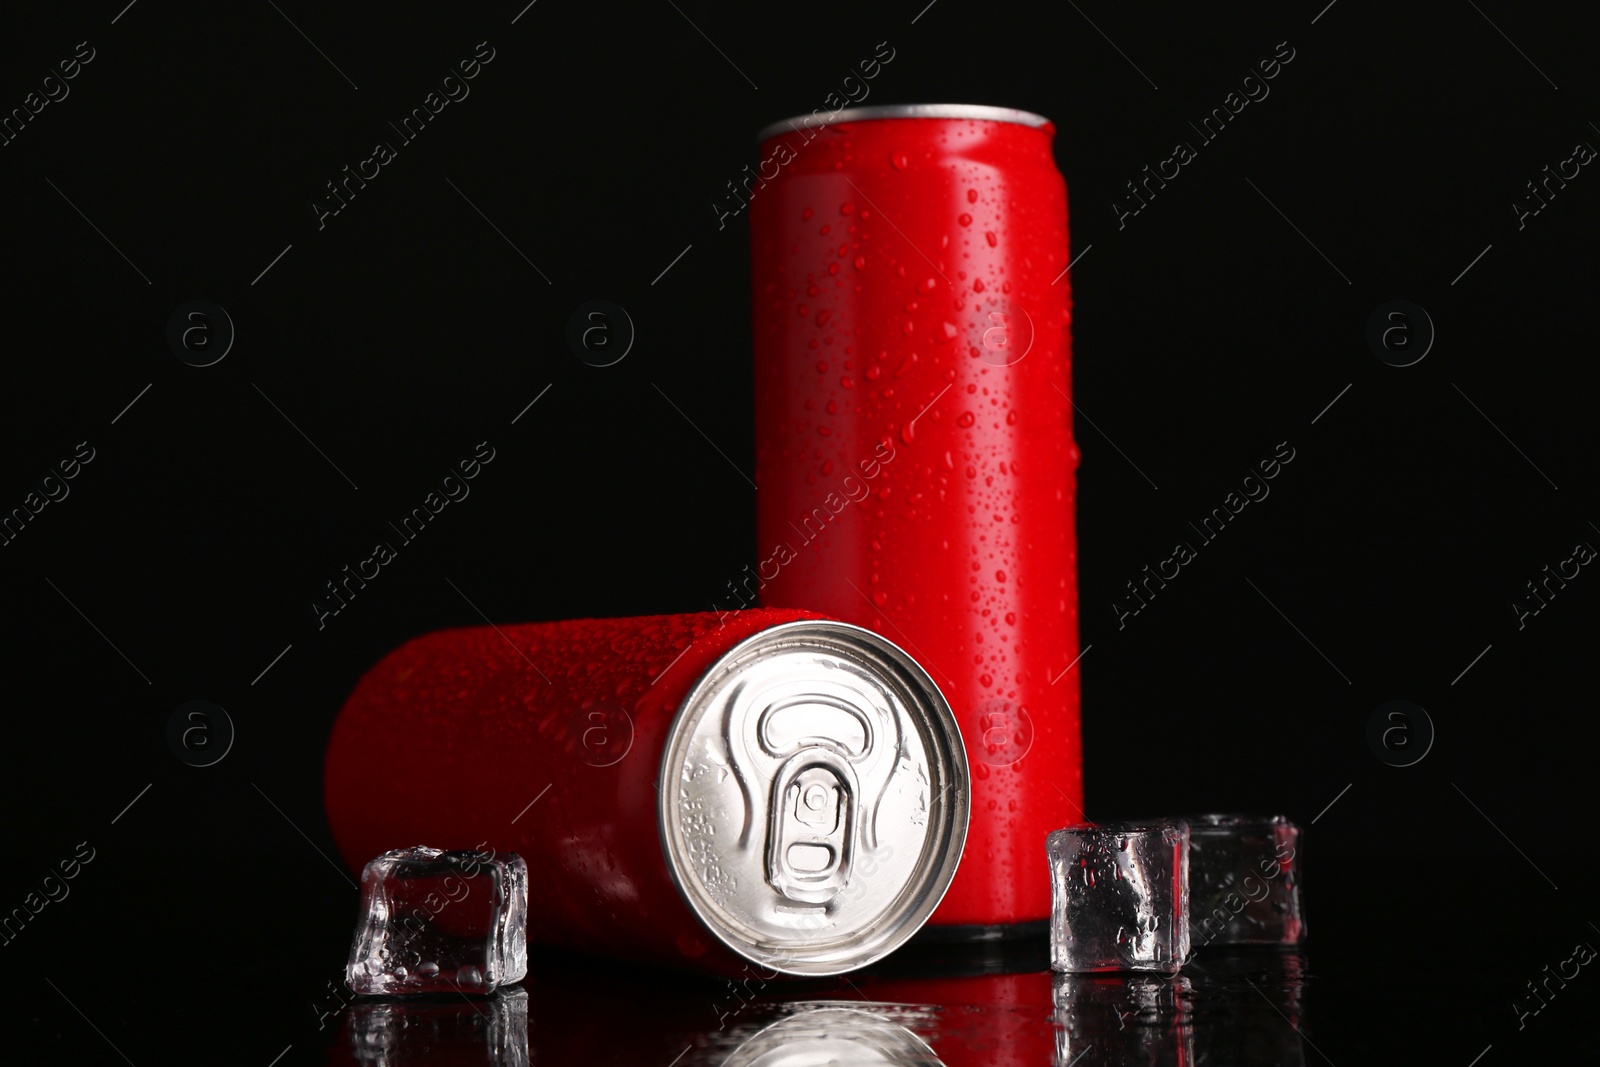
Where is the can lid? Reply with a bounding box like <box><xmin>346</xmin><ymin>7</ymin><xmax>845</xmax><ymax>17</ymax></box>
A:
<box><xmin>657</xmin><ymin>619</ymin><xmax>970</xmax><ymax>976</ymax></box>
<box><xmin>757</xmin><ymin>103</ymin><xmax>1051</xmax><ymax>145</ymax></box>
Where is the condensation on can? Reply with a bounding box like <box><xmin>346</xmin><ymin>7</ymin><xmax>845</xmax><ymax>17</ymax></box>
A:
<box><xmin>749</xmin><ymin>103</ymin><xmax>1083</xmax><ymax>928</ymax></box>
<box><xmin>323</xmin><ymin>609</ymin><xmax>968</xmax><ymax>976</ymax></box>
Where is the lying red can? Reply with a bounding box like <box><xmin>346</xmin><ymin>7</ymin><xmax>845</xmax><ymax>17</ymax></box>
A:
<box><xmin>323</xmin><ymin>608</ymin><xmax>970</xmax><ymax>976</ymax></box>
<box><xmin>748</xmin><ymin>105</ymin><xmax>1082</xmax><ymax>932</ymax></box>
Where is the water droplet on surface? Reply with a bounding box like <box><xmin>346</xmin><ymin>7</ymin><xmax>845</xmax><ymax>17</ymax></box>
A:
<box><xmin>892</xmin><ymin>152</ymin><xmax>909</xmax><ymax>170</ymax></box>
<box><xmin>958</xmin><ymin>213</ymin><xmax>973</xmax><ymax>227</ymax></box>
<box><xmin>957</xmin><ymin>411</ymin><xmax>975</xmax><ymax>428</ymax></box>
<box><xmin>985</xmin><ymin>231</ymin><xmax>998</xmax><ymax>247</ymax></box>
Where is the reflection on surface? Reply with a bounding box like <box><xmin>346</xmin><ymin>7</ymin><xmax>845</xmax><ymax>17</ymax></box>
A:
<box><xmin>717</xmin><ymin>1003</ymin><xmax>944</xmax><ymax>1067</ymax></box>
<box><xmin>318</xmin><ymin>947</ymin><xmax>1313</xmax><ymax>1066</ymax></box>
<box><xmin>1053</xmin><ymin>973</ymin><xmax>1195</xmax><ymax>1066</ymax></box>
<box><xmin>331</xmin><ymin>987</ymin><xmax>528</xmax><ymax>1067</ymax></box>
<box><xmin>831</xmin><ymin>972</ymin><xmax>1057</xmax><ymax>1066</ymax></box>
<box><xmin>1053</xmin><ymin>950</ymin><xmax>1309</xmax><ymax>1067</ymax></box>
<box><xmin>1182</xmin><ymin>950</ymin><xmax>1308</xmax><ymax>1067</ymax></box>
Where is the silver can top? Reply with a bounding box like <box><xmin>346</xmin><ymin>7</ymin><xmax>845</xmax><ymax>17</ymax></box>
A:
<box><xmin>657</xmin><ymin>619</ymin><xmax>970</xmax><ymax>976</ymax></box>
<box><xmin>757</xmin><ymin>103</ymin><xmax>1051</xmax><ymax>145</ymax></box>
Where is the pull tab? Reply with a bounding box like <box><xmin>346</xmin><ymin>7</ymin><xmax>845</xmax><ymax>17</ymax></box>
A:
<box><xmin>767</xmin><ymin>755</ymin><xmax>855</xmax><ymax>904</ymax></box>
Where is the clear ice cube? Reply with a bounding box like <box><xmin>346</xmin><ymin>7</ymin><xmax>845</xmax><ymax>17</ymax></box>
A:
<box><xmin>1047</xmin><ymin>822</ymin><xmax>1190</xmax><ymax>974</ymax></box>
<box><xmin>1185</xmin><ymin>814</ymin><xmax>1304</xmax><ymax>948</ymax></box>
<box><xmin>345</xmin><ymin>846</ymin><xmax>528</xmax><ymax>995</ymax></box>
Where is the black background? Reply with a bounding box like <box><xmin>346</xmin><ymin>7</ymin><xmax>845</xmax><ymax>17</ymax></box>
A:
<box><xmin>3</xmin><ymin>0</ymin><xmax>1596</xmax><ymax>1062</ymax></box>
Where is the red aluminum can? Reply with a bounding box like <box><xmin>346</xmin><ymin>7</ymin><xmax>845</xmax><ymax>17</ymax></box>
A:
<box><xmin>323</xmin><ymin>608</ymin><xmax>969</xmax><ymax>976</ymax></box>
<box><xmin>749</xmin><ymin>104</ymin><xmax>1082</xmax><ymax>931</ymax></box>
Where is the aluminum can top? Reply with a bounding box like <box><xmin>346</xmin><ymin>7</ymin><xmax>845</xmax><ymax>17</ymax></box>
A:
<box><xmin>757</xmin><ymin>103</ymin><xmax>1051</xmax><ymax>144</ymax></box>
<box><xmin>657</xmin><ymin>619</ymin><xmax>970</xmax><ymax>975</ymax></box>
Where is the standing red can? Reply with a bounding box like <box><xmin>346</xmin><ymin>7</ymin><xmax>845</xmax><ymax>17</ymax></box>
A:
<box><xmin>749</xmin><ymin>104</ymin><xmax>1082</xmax><ymax>931</ymax></box>
<box><xmin>323</xmin><ymin>608</ymin><xmax>969</xmax><ymax>976</ymax></box>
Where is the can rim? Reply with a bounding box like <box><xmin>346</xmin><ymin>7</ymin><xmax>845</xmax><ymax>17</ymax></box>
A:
<box><xmin>756</xmin><ymin>103</ymin><xmax>1051</xmax><ymax>145</ymax></box>
<box><xmin>655</xmin><ymin>618</ymin><xmax>971</xmax><ymax>977</ymax></box>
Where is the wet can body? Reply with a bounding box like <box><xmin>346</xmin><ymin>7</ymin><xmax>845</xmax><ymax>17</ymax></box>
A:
<box><xmin>323</xmin><ymin>608</ymin><xmax>969</xmax><ymax>976</ymax></box>
<box><xmin>749</xmin><ymin>104</ymin><xmax>1082</xmax><ymax>928</ymax></box>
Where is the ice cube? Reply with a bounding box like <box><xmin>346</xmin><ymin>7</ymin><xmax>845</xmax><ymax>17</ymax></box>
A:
<box><xmin>345</xmin><ymin>846</ymin><xmax>528</xmax><ymax>995</ymax></box>
<box><xmin>1184</xmin><ymin>814</ymin><xmax>1304</xmax><ymax>948</ymax></box>
<box><xmin>346</xmin><ymin>986</ymin><xmax>529</xmax><ymax>1066</ymax></box>
<box><xmin>1046</xmin><ymin>822</ymin><xmax>1190</xmax><ymax>974</ymax></box>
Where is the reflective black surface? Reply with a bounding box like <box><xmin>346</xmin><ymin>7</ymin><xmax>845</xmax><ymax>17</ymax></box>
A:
<box><xmin>302</xmin><ymin>926</ymin><xmax>1592</xmax><ymax>1065</ymax></box>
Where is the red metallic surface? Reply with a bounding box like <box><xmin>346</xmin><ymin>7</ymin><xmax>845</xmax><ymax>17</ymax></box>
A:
<box><xmin>323</xmin><ymin>608</ymin><xmax>825</xmax><ymax>975</ymax></box>
<box><xmin>750</xmin><ymin>111</ymin><xmax>1082</xmax><ymax>926</ymax></box>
